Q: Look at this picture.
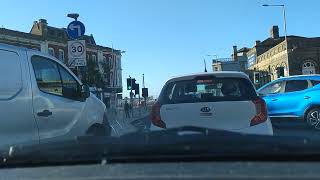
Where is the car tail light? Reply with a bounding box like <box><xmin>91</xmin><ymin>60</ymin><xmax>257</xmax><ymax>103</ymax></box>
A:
<box><xmin>151</xmin><ymin>102</ymin><xmax>166</xmax><ymax>128</ymax></box>
<box><xmin>250</xmin><ymin>98</ymin><xmax>268</xmax><ymax>126</ymax></box>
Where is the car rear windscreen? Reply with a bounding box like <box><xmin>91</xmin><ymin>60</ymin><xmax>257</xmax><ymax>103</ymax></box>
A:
<box><xmin>159</xmin><ymin>77</ymin><xmax>257</xmax><ymax>104</ymax></box>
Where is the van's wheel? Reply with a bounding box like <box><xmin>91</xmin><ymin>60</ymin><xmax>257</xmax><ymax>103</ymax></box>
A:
<box><xmin>305</xmin><ymin>108</ymin><xmax>320</xmax><ymax>129</ymax></box>
<box><xmin>86</xmin><ymin>124</ymin><xmax>108</xmax><ymax>136</ymax></box>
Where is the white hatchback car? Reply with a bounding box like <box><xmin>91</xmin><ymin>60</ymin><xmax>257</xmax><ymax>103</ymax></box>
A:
<box><xmin>150</xmin><ymin>72</ymin><xmax>273</xmax><ymax>135</ymax></box>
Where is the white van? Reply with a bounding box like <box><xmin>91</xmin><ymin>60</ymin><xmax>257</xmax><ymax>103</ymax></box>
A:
<box><xmin>0</xmin><ymin>43</ymin><xmax>111</xmax><ymax>148</ymax></box>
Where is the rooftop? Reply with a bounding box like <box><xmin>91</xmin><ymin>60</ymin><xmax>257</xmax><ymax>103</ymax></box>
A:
<box><xmin>0</xmin><ymin>28</ymin><xmax>42</xmax><ymax>41</ymax></box>
<box><xmin>277</xmin><ymin>75</ymin><xmax>320</xmax><ymax>81</ymax></box>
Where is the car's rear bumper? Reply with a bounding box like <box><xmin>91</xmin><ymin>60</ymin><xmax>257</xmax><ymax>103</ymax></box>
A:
<box><xmin>150</xmin><ymin>119</ymin><xmax>274</xmax><ymax>136</ymax></box>
<box><xmin>230</xmin><ymin>119</ymin><xmax>273</xmax><ymax>136</ymax></box>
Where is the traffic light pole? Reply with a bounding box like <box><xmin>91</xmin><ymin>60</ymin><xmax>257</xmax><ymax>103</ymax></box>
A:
<box><xmin>129</xmin><ymin>76</ymin><xmax>134</xmax><ymax>118</ymax></box>
<box><xmin>143</xmin><ymin>74</ymin><xmax>146</xmax><ymax>110</ymax></box>
<box><xmin>138</xmin><ymin>94</ymin><xmax>141</xmax><ymax>116</ymax></box>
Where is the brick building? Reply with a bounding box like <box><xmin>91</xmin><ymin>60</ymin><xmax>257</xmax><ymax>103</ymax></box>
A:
<box><xmin>0</xmin><ymin>19</ymin><xmax>123</xmax><ymax>107</ymax></box>
<box><xmin>247</xmin><ymin>25</ymin><xmax>320</xmax><ymax>87</ymax></box>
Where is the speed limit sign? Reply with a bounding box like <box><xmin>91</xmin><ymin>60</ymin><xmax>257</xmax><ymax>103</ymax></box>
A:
<box><xmin>68</xmin><ymin>40</ymin><xmax>86</xmax><ymax>67</ymax></box>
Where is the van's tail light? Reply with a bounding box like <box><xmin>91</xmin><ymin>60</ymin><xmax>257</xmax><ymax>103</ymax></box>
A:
<box><xmin>151</xmin><ymin>102</ymin><xmax>166</xmax><ymax>128</ymax></box>
<box><xmin>250</xmin><ymin>98</ymin><xmax>268</xmax><ymax>126</ymax></box>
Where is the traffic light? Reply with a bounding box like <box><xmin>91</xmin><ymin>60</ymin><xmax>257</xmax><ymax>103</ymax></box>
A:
<box><xmin>254</xmin><ymin>72</ymin><xmax>260</xmax><ymax>84</ymax></box>
<box><xmin>126</xmin><ymin>78</ymin><xmax>136</xmax><ymax>90</ymax></box>
<box><xmin>126</xmin><ymin>78</ymin><xmax>132</xmax><ymax>90</ymax></box>
<box><xmin>142</xmin><ymin>88</ymin><xmax>148</xmax><ymax>98</ymax></box>
<box><xmin>134</xmin><ymin>83</ymin><xmax>140</xmax><ymax>95</ymax></box>
<box><xmin>277</xmin><ymin>67</ymin><xmax>285</xmax><ymax>78</ymax></box>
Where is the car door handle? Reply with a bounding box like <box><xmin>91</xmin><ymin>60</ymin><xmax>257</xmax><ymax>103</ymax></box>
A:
<box><xmin>37</xmin><ymin>110</ymin><xmax>52</xmax><ymax>117</ymax></box>
<box><xmin>304</xmin><ymin>96</ymin><xmax>311</xmax><ymax>99</ymax></box>
<box><xmin>272</xmin><ymin>98</ymin><xmax>278</xmax><ymax>101</ymax></box>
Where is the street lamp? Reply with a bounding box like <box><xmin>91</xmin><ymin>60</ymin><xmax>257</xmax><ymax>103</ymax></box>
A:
<box><xmin>67</xmin><ymin>13</ymin><xmax>79</xmax><ymax>21</ymax></box>
<box><xmin>207</xmin><ymin>54</ymin><xmax>218</xmax><ymax>60</ymax></box>
<box><xmin>262</xmin><ymin>4</ymin><xmax>287</xmax><ymax>41</ymax></box>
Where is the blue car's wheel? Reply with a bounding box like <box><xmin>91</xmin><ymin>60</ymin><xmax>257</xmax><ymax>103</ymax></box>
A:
<box><xmin>306</xmin><ymin>108</ymin><xmax>320</xmax><ymax>129</ymax></box>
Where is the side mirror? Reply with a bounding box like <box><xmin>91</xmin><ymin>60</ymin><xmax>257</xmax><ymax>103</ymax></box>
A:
<box><xmin>62</xmin><ymin>86</ymin><xmax>78</xmax><ymax>99</ymax></box>
<box><xmin>80</xmin><ymin>84</ymin><xmax>90</xmax><ymax>99</ymax></box>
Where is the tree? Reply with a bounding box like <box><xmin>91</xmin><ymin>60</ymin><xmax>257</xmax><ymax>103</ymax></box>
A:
<box><xmin>100</xmin><ymin>60</ymin><xmax>111</xmax><ymax>87</ymax></box>
<box><xmin>86</xmin><ymin>57</ymin><xmax>103</xmax><ymax>88</ymax></box>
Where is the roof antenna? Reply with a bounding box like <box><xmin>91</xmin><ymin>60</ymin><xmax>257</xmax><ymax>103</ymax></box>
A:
<box><xmin>204</xmin><ymin>59</ymin><xmax>208</xmax><ymax>72</ymax></box>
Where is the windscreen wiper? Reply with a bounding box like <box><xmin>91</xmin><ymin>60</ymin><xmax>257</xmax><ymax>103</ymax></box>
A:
<box><xmin>2</xmin><ymin>126</ymin><xmax>319</xmax><ymax>165</ymax></box>
<box><xmin>75</xmin><ymin>126</ymin><xmax>316</xmax><ymax>161</ymax></box>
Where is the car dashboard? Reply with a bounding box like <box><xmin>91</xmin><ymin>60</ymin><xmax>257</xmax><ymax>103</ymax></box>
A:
<box><xmin>1</xmin><ymin>161</ymin><xmax>320</xmax><ymax>180</ymax></box>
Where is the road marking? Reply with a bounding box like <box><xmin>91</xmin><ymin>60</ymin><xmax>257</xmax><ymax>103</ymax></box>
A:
<box><xmin>115</xmin><ymin>119</ymin><xmax>123</xmax><ymax>129</ymax></box>
<box><xmin>110</xmin><ymin>125</ymin><xmax>120</xmax><ymax>137</ymax></box>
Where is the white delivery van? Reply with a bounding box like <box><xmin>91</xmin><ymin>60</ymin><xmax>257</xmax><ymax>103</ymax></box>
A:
<box><xmin>0</xmin><ymin>43</ymin><xmax>111</xmax><ymax>148</ymax></box>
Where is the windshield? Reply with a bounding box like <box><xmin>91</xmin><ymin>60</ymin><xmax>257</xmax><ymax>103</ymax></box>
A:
<box><xmin>2</xmin><ymin>0</ymin><xmax>320</xmax><ymax>168</ymax></box>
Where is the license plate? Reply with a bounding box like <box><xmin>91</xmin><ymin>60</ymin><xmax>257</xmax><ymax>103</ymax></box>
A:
<box><xmin>200</xmin><ymin>112</ymin><xmax>213</xmax><ymax>116</ymax></box>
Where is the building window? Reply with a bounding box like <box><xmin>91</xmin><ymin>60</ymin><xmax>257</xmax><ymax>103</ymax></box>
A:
<box><xmin>48</xmin><ymin>48</ymin><xmax>55</xmax><ymax>56</ymax></box>
<box><xmin>92</xmin><ymin>55</ymin><xmax>97</xmax><ymax>63</ymax></box>
<box><xmin>58</xmin><ymin>49</ymin><xmax>64</xmax><ymax>62</ymax></box>
<box><xmin>302</xmin><ymin>61</ymin><xmax>316</xmax><ymax>75</ymax></box>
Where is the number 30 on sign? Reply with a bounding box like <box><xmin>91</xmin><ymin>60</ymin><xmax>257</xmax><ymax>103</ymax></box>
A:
<box><xmin>68</xmin><ymin>40</ymin><xmax>86</xmax><ymax>67</ymax></box>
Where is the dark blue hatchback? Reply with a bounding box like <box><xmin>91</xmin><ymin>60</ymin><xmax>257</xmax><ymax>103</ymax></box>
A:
<box><xmin>257</xmin><ymin>75</ymin><xmax>320</xmax><ymax>129</ymax></box>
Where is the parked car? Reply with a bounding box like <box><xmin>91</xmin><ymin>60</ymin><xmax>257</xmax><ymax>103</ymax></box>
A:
<box><xmin>0</xmin><ymin>43</ymin><xmax>111</xmax><ymax>148</ymax></box>
<box><xmin>257</xmin><ymin>75</ymin><xmax>320</xmax><ymax>129</ymax></box>
<box><xmin>150</xmin><ymin>72</ymin><xmax>273</xmax><ymax>135</ymax></box>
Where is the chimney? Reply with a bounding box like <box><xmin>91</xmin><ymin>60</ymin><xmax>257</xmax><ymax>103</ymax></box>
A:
<box><xmin>233</xmin><ymin>45</ymin><xmax>238</xmax><ymax>61</ymax></box>
<box><xmin>38</xmin><ymin>19</ymin><xmax>48</xmax><ymax>37</ymax></box>
<box><xmin>270</xmin><ymin>25</ymin><xmax>279</xmax><ymax>39</ymax></box>
<box><xmin>39</xmin><ymin>19</ymin><xmax>47</xmax><ymax>25</ymax></box>
<box><xmin>255</xmin><ymin>40</ymin><xmax>261</xmax><ymax>46</ymax></box>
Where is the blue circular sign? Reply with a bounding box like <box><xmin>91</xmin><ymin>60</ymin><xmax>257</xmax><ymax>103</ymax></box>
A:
<box><xmin>67</xmin><ymin>21</ymin><xmax>85</xmax><ymax>39</ymax></box>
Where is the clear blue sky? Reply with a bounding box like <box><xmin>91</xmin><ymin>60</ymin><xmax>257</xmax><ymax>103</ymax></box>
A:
<box><xmin>0</xmin><ymin>0</ymin><xmax>319</xmax><ymax>97</ymax></box>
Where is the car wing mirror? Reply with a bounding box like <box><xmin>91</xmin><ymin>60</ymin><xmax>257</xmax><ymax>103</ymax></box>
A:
<box><xmin>80</xmin><ymin>84</ymin><xmax>90</xmax><ymax>99</ymax></box>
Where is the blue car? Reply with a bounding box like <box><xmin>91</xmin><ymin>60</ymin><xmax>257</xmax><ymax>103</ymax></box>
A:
<box><xmin>257</xmin><ymin>75</ymin><xmax>320</xmax><ymax>128</ymax></box>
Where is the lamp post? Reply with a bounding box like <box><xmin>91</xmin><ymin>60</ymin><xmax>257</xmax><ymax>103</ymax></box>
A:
<box><xmin>207</xmin><ymin>54</ymin><xmax>218</xmax><ymax>60</ymax></box>
<box><xmin>262</xmin><ymin>4</ymin><xmax>287</xmax><ymax>41</ymax></box>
